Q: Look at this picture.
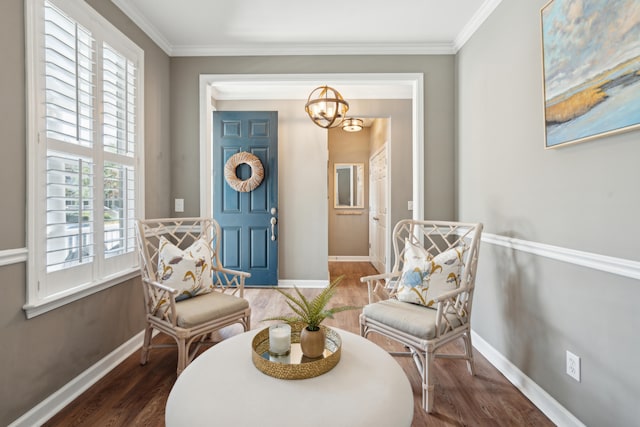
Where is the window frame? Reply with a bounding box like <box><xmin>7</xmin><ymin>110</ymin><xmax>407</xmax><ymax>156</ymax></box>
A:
<box><xmin>25</xmin><ymin>0</ymin><xmax>145</xmax><ymax>318</ymax></box>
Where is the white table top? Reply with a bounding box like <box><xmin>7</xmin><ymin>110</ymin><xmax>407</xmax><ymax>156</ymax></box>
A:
<box><xmin>165</xmin><ymin>328</ymin><xmax>414</xmax><ymax>427</ymax></box>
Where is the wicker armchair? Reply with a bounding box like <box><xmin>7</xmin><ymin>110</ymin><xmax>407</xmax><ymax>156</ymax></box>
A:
<box><xmin>136</xmin><ymin>218</ymin><xmax>251</xmax><ymax>375</ymax></box>
<box><xmin>360</xmin><ymin>219</ymin><xmax>483</xmax><ymax>412</ymax></box>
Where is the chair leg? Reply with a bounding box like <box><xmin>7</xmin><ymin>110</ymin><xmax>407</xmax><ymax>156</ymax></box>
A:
<box><xmin>176</xmin><ymin>337</ymin><xmax>187</xmax><ymax>376</ymax></box>
<box><xmin>245</xmin><ymin>313</ymin><xmax>251</xmax><ymax>331</ymax></box>
<box><xmin>140</xmin><ymin>324</ymin><xmax>153</xmax><ymax>366</ymax></box>
<box><xmin>424</xmin><ymin>351</ymin><xmax>436</xmax><ymax>413</ymax></box>
<box><xmin>462</xmin><ymin>332</ymin><xmax>476</xmax><ymax>376</ymax></box>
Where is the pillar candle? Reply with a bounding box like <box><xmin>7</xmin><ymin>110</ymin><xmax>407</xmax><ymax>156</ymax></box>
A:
<box><xmin>269</xmin><ymin>323</ymin><xmax>291</xmax><ymax>356</ymax></box>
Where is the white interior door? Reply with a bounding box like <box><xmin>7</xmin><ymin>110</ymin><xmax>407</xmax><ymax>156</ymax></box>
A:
<box><xmin>369</xmin><ymin>145</ymin><xmax>388</xmax><ymax>273</ymax></box>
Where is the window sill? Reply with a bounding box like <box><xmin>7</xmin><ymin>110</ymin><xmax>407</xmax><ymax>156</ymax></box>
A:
<box><xmin>23</xmin><ymin>268</ymin><xmax>140</xmax><ymax>319</ymax></box>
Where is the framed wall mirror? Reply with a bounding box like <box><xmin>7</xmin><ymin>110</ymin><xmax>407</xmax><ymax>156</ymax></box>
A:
<box><xmin>334</xmin><ymin>163</ymin><xmax>364</xmax><ymax>209</ymax></box>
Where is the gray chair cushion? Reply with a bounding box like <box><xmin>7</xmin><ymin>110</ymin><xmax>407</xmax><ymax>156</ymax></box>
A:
<box><xmin>362</xmin><ymin>299</ymin><xmax>463</xmax><ymax>340</ymax></box>
<box><xmin>174</xmin><ymin>292</ymin><xmax>249</xmax><ymax>328</ymax></box>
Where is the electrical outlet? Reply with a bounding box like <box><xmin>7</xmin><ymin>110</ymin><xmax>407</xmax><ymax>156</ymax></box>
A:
<box><xmin>566</xmin><ymin>350</ymin><xmax>581</xmax><ymax>382</ymax></box>
<box><xmin>175</xmin><ymin>198</ymin><xmax>184</xmax><ymax>213</ymax></box>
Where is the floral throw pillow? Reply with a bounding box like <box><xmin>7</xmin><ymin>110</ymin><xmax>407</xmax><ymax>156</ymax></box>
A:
<box><xmin>396</xmin><ymin>242</ymin><xmax>467</xmax><ymax>308</ymax></box>
<box><xmin>396</xmin><ymin>239</ymin><xmax>433</xmax><ymax>305</ymax></box>
<box><xmin>156</xmin><ymin>237</ymin><xmax>214</xmax><ymax>308</ymax></box>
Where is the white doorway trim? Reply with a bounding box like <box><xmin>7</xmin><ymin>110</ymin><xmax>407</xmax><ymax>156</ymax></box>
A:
<box><xmin>199</xmin><ymin>73</ymin><xmax>423</xmax><ymax>224</ymax></box>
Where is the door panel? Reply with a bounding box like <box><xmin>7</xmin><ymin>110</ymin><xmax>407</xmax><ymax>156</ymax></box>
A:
<box><xmin>250</xmin><ymin>227</ymin><xmax>268</xmax><ymax>268</ymax></box>
<box><xmin>369</xmin><ymin>145</ymin><xmax>387</xmax><ymax>273</ymax></box>
<box><xmin>221</xmin><ymin>227</ymin><xmax>241</xmax><ymax>268</ymax></box>
<box><xmin>213</xmin><ymin>111</ymin><xmax>278</xmax><ymax>285</ymax></box>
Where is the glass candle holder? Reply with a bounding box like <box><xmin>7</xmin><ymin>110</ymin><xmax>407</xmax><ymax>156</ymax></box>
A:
<box><xmin>268</xmin><ymin>323</ymin><xmax>291</xmax><ymax>356</ymax></box>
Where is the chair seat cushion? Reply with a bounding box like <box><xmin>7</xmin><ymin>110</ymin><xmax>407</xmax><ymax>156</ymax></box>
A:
<box><xmin>172</xmin><ymin>291</ymin><xmax>249</xmax><ymax>328</ymax></box>
<box><xmin>362</xmin><ymin>299</ymin><xmax>463</xmax><ymax>340</ymax></box>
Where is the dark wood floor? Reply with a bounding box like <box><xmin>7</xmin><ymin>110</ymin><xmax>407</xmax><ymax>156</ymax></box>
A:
<box><xmin>44</xmin><ymin>262</ymin><xmax>553</xmax><ymax>427</ymax></box>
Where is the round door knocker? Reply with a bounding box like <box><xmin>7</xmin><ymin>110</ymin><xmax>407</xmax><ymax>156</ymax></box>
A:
<box><xmin>224</xmin><ymin>152</ymin><xmax>265</xmax><ymax>192</ymax></box>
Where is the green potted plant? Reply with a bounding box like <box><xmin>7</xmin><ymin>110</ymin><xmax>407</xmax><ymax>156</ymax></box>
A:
<box><xmin>265</xmin><ymin>276</ymin><xmax>358</xmax><ymax>358</ymax></box>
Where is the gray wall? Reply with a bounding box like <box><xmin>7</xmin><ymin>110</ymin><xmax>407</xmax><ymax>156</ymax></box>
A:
<box><xmin>457</xmin><ymin>1</ymin><xmax>640</xmax><ymax>425</ymax></box>
<box><xmin>0</xmin><ymin>0</ymin><xmax>26</xmax><ymax>250</ymax></box>
<box><xmin>328</xmin><ymin>127</ymin><xmax>370</xmax><ymax>257</ymax></box>
<box><xmin>170</xmin><ymin>56</ymin><xmax>455</xmax><ymax>225</ymax></box>
<box><xmin>0</xmin><ymin>1</ymin><xmax>171</xmax><ymax>425</ymax></box>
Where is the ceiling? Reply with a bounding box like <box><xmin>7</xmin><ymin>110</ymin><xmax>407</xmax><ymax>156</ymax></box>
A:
<box><xmin>112</xmin><ymin>0</ymin><xmax>502</xmax><ymax>57</ymax></box>
<box><xmin>111</xmin><ymin>0</ymin><xmax>502</xmax><ymax>103</ymax></box>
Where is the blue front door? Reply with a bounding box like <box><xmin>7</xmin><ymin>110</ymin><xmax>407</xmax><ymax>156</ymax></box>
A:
<box><xmin>212</xmin><ymin>111</ymin><xmax>278</xmax><ymax>286</ymax></box>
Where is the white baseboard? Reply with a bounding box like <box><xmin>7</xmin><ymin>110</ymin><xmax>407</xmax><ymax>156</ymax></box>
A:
<box><xmin>471</xmin><ymin>330</ymin><xmax>586</xmax><ymax>427</ymax></box>
<box><xmin>277</xmin><ymin>279</ymin><xmax>329</xmax><ymax>288</ymax></box>
<box><xmin>328</xmin><ymin>256</ymin><xmax>370</xmax><ymax>262</ymax></box>
<box><xmin>9</xmin><ymin>330</ymin><xmax>148</xmax><ymax>427</ymax></box>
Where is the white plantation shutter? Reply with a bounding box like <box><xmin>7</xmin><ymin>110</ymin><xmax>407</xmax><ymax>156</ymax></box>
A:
<box><xmin>44</xmin><ymin>2</ymin><xmax>94</xmax><ymax>147</ymax></box>
<box><xmin>46</xmin><ymin>152</ymin><xmax>95</xmax><ymax>271</ymax></box>
<box><xmin>102</xmin><ymin>43</ymin><xmax>137</xmax><ymax>262</ymax></box>
<box><xmin>102</xmin><ymin>43</ymin><xmax>136</xmax><ymax>157</ymax></box>
<box><xmin>44</xmin><ymin>1</ymin><xmax>96</xmax><ymax>273</ymax></box>
<box><xmin>103</xmin><ymin>162</ymin><xmax>136</xmax><ymax>259</ymax></box>
<box><xmin>26</xmin><ymin>0</ymin><xmax>144</xmax><ymax>317</ymax></box>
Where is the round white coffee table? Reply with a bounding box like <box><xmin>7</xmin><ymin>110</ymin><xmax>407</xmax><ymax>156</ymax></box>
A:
<box><xmin>165</xmin><ymin>328</ymin><xmax>413</xmax><ymax>427</ymax></box>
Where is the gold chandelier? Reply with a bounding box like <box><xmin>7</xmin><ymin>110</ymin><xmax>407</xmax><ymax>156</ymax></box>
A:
<box><xmin>304</xmin><ymin>86</ymin><xmax>349</xmax><ymax>128</ymax></box>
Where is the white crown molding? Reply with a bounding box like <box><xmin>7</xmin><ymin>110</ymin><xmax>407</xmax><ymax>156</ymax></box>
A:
<box><xmin>454</xmin><ymin>0</ymin><xmax>503</xmax><ymax>52</ymax></box>
<box><xmin>170</xmin><ymin>42</ymin><xmax>455</xmax><ymax>57</ymax></box>
<box><xmin>482</xmin><ymin>233</ymin><xmax>640</xmax><ymax>280</ymax></box>
<box><xmin>9</xmin><ymin>329</ymin><xmax>153</xmax><ymax>427</ymax></box>
<box><xmin>0</xmin><ymin>248</ymin><xmax>28</xmax><ymax>266</ymax></box>
<box><xmin>471</xmin><ymin>330</ymin><xmax>587</xmax><ymax>427</ymax></box>
<box><xmin>110</xmin><ymin>0</ymin><xmax>173</xmax><ymax>55</ymax></box>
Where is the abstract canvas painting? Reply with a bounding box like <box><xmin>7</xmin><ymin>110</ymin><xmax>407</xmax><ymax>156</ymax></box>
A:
<box><xmin>541</xmin><ymin>0</ymin><xmax>640</xmax><ymax>148</ymax></box>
